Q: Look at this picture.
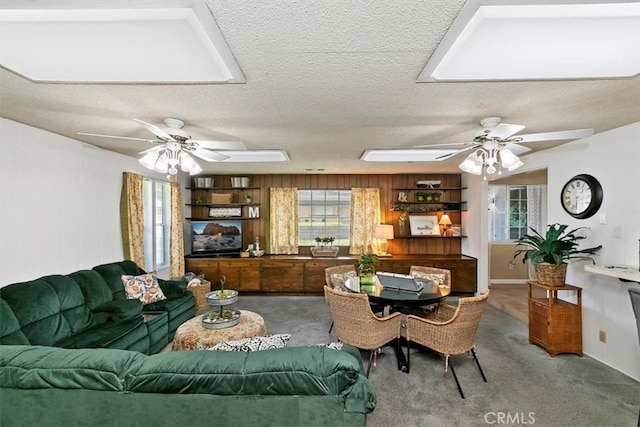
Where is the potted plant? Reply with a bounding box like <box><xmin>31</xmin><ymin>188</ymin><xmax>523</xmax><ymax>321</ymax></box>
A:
<box><xmin>513</xmin><ymin>223</ymin><xmax>602</xmax><ymax>286</ymax></box>
<box><xmin>358</xmin><ymin>252</ymin><xmax>379</xmax><ymax>286</ymax></box>
<box><xmin>310</xmin><ymin>236</ymin><xmax>339</xmax><ymax>257</ymax></box>
<box><xmin>415</xmin><ymin>191</ymin><xmax>427</xmax><ymax>202</ymax></box>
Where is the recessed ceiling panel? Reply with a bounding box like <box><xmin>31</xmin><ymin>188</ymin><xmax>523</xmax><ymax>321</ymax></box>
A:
<box><xmin>0</xmin><ymin>8</ymin><xmax>243</xmax><ymax>83</ymax></box>
<box><xmin>361</xmin><ymin>149</ymin><xmax>458</xmax><ymax>162</ymax></box>
<box><xmin>418</xmin><ymin>1</ymin><xmax>640</xmax><ymax>82</ymax></box>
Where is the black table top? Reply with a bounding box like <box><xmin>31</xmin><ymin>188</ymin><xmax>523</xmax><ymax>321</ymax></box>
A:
<box><xmin>345</xmin><ymin>274</ymin><xmax>450</xmax><ymax>307</ymax></box>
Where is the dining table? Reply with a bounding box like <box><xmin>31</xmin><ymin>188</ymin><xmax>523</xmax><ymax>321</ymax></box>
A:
<box><xmin>345</xmin><ymin>273</ymin><xmax>450</xmax><ymax>372</ymax></box>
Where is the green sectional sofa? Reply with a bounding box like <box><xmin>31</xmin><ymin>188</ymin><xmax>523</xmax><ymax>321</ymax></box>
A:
<box><xmin>0</xmin><ymin>261</ymin><xmax>376</xmax><ymax>426</ymax></box>
<box><xmin>0</xmin><ymin>344</ymin><xmax>376</xmax><ymax>426</ymax></box>
<box><xmin>0</xmin><ymin>260</ymin><xmax>194</xmax><ymax>354</ymax></box>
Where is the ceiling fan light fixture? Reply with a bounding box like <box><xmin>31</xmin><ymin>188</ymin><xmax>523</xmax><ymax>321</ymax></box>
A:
<box><xmin>459</xmin><ymin>152</ymin><xmax>483</xmax><ymax>175</ymax></box>
<box><xmin>499</xmin><ymin>148</ymin><xmax>522</xmax><ymax>170</ymax></box>
<box><xmin>139</xmin><ymin>151</ymin><xmax>160</xmax><ymax>170</ymax></box>
<box><xmin>153</xmin><ymin>152</ymin><xmax>170</xmax><ymax>173</ymax></box>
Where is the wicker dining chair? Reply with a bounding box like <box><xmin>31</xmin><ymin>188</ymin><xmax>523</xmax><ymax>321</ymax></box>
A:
<box><xmin>324</xmin><ymin>285</ymin><xmax>402</xmax><ymax>377</ymax></box>
<box><xmin>324</xmin><ymin>265</ymin><xmax>358</xmax><ymax>333</ymax></box>
<box><xmin>409</xmin><ymin>266</ymin><xmax>451</xmax><ymax>289</ymax></box>
<box><xmin>405</xmin><ymin>290</ymin><xmax>490</xmax><ymax>399</ymax></box>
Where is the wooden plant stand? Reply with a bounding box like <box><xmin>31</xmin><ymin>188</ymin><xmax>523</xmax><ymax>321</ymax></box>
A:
<box><xmin>527</xmin><ymin>281</ymin><xmax>583</xmax><ymax>357</ymax></box>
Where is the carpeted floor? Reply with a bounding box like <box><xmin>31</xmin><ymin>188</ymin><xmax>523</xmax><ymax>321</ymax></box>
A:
<box><xmin>181</xmin><ymin>295</ymin><xmax>639</xmax><ymax>427</ymax></box>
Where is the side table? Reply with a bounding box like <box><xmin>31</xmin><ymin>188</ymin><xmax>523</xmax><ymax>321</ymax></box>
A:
<box><xmin>527</xmin><ymin>281</ymin><xmax>582</xmax><ymax>357</ymax></box>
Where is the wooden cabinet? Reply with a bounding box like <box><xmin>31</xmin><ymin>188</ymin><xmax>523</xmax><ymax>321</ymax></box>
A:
<box><xmin>185</xmin><ymin>255</ymin><xmax>477</xmax><ymax>294</ymax></box>
<box><xmin>527</xmin><ymin>281</ymin><xmax>583</xmax><ymax>357</ymax></box>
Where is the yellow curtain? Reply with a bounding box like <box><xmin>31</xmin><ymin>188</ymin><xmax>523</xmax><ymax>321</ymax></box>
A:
<box><xmin>169</xmin><ymin>182</ymin><xmax>185</xmax><ymax>277</ymax></box>
<box><xmin>120</xmin><ymin>172</ymin><xmax>145</xmax><ymax>266</ymax></box>
<box><xmin>349</xmin><ymin>188</ymin><xmax>381</xmax><ymax>254</ymax></box>
<box><xmin>269</xmin><ymin>188</ymin><xmax>299</xmax><ymax>254</ymax></box>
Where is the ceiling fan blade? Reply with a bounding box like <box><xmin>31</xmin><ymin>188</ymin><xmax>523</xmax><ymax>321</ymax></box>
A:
<box><xmin>487</xmin><ymin>123</ymin><xmax>525</xmax><ymax>139</ymax></box>
<box><xmin>138</xmin><ymin>146</ymin><xmax>164</xmax><ymax>155</ymax></box>
<box><xmin>132</xmin><ymin>118</ymin><xmax>175</xmax><ymax>141</ymax></box>
<box><xmin>503</xmin><ymin>144</ymin><xmax>531</xmax><ymax>155</ymax></box>
<box><xmin>189</xmin><ymin>140</ymin><xmax>247</xmax><ymax>150</ymax></box>
<box><xmin>77</xmin><ymin>132</ymin><xmax>159</xmax><ymax>143</ymax></box>
<box><xmin>415</xmin><ymin>141</ymin><xmax>476</xmax><ymax>148</ymax></box>
<box><xmin>514</xmin><ymin>129</ymin><xmax>594</xmax><ymax>143</ymax></box>
<box><xmin>432</xmin><ymin>146</ymin><xmax>475</xmax><ymax>160</ymax></box>
<box><xmin>191</xmin><ymin>148</ymin><xmax>230</xmax><ymax>162</ymax></box>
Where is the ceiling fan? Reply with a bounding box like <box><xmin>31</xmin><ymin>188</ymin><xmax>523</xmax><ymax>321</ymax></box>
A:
<box><xmin>417</xmin><ymin>117</ymin><xmax>594</xmax><ymax>176</ymax></box>
<box><xmin>79</xmin><ymin>118</ymin><xmax>247</xmax><ymax>177</ymax></box>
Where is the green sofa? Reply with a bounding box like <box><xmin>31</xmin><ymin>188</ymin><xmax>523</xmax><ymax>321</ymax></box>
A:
<box><xmin>0</xmin><ymin>344</ymin><xmax>376</xmax><ymax>426</ymax></box>
<box><xmin>0</xmin><ymin>260</ymin><xmax>194</xmax><ymax>354</ymax></box>
<box><xmin>0</xmin><ymin>261</ymin><xmax>376</xmax><ymax>426</ymax></box>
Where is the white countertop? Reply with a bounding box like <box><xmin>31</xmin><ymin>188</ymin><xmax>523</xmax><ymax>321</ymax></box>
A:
<box><xmin>584</xmin><ymin>265</ymin><xmax>640</xmax><ymax>283</ymax></box>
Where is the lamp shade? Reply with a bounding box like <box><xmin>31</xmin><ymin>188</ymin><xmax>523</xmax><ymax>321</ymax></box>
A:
<box><xmin>374</xmin><ymin>224</ymin><xmax>394</xmax><ymax>240</ymax></box>
<box><xmin>439</xmin><ymin>214</ymin><xmax>452</xmax><ymax>225</ymax></box>
<box><xmin>139</xmin><ymin>151</ymin><xmax>160</xmax><ymax>170</ymax></box>
<box><xmin>499</xmin><ymin>148</ymin><xmax>523</xmax><ymax>171</ymax></box>
<box><xmin>459</xmin><ymin>152</ymin><xmax>483</xmax><ymax>175</ymax></box>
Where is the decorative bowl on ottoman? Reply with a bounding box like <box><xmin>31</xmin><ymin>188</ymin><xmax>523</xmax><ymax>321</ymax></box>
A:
<box><xmin>201</xmin><ymin>309</ymin><xmax>241</xmax><ymax>329</ymax></box>
<box><xmin>205</xmin><ymin>289</ymin><xmax>239</xmax><ymax>306</ymax></box>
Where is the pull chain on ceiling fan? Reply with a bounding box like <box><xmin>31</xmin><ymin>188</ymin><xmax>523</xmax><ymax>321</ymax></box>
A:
<box><xmin>79</xmin><ymin>118</ymin><xmax>247</xmax><ymax>179</ymax></box>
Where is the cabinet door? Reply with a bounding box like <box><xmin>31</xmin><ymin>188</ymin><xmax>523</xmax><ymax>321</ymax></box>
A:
<box><xmin>218</xmin><ymin>260</ymin><xmax>261</xmax><ymax>292</ymax></box>
<box><xmin>428</xmin><ymin>259</ymin><xmax>477</xmax><ymax>293</ymax></box>
<box><xmin>261</xmin><ymin>261</ymin><xmax>304</xmax><ymax>292</ymax></box>
<box><xmin>185</xmin><ymin>259</ymin><xmax>220</xmax><ymax>284</ymax></box>
<box><xmin>529</xmin><ymin>300</ymin><xmax>549</xmax><ymax>345</ymax></box>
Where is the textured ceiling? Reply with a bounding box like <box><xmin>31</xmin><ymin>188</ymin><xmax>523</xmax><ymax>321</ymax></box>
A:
<box><xmin>1</xmin><ymin>0</ymin><xmax>639</xmax><ymax>175</ymax></box>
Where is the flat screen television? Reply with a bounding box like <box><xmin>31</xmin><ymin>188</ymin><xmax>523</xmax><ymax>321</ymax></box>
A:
<box><xmin>190</xmin><ymin>220</ymin><xmax>244</xmax><ymax>257</ymax></box>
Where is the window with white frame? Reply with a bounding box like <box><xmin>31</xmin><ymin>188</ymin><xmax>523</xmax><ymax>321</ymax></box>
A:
<box><xmin>143</xmin><ymin>178</ymin><xmax>171</xmax><ymax>271</ymax></box>
<box><xmin>298</xmin><ymin>190</ymin><xmax>351</xmax><ymax>246</ymax></box>
<box><xmin>488</xmin><ymin>184</ymin><xmax>547</xmax><ymax>242</ymax></box>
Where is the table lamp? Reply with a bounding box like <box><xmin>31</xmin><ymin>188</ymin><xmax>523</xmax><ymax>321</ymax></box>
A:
<box><xmin>439</xmin><ymin>214</ymin><xmax>452</xmax><ymax>236</ymax></box>
<box><xmin>372</xmin><ymin>224</ymin><xmax>394</xmax><ymax>256</ymax></box>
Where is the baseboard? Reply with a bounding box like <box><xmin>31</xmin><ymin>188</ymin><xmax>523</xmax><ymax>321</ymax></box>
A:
<box><xmin>490</xmin><ymin>279</ymin><xmax>529</xmax><ymax>285</ymax></box>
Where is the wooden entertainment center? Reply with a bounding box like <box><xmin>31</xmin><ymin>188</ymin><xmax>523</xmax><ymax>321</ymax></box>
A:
<box><xmin>185</xmin><ymin>173</ymin><xmax>477</xmax><ymax>294</ymax></box>
<box><xmin>185</xmin><ymin>254</ymin><xmax>477</xmax><ymax>294</ymax></box>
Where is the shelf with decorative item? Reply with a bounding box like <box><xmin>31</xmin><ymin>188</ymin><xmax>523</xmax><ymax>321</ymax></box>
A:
<box><xmin>391</xmin><ymin>202</ymin><xmax>466</xmax><ymax>212</ymax></box>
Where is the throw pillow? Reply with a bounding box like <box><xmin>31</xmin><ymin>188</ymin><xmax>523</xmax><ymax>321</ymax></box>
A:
<box><xmin>207</xmin><ymin>334</ymin><xmax>291</xmax><ymax>352</ymax></box>
<box><xmin>410</xmin><ymin>271</ymin><xmax>447</xmax><ymax>287</ymax></box>
<box><xmin>121</xmin><ymin>273</ymin><xmax>167</xmax><ymax>305</ymax></box>
<box><xmin>330</xmin><ymin>270</ymin><xmax>358</xmax><ymax>291</ymax></box>
<box><xmin>314</xmin><ymin>342</ymin><xmax>344</xmax><ymax>351</ymax></box>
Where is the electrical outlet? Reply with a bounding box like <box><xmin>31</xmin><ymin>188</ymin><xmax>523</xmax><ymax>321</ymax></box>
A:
<box><xmin>599</xmin><ymin>330</ymin><xmax>607</xmax><ymax>343</ymax></box>
<box><xmin>508</xmin><ymin>261</ymin><xmax>515</xmax><ymax>270</ymax></box>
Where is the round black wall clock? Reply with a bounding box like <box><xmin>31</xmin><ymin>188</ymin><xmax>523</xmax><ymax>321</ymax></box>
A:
<box><xmin>560</xmin><ymin>174</ymin><xmax>603</xmax><ymax>219</ymax></box>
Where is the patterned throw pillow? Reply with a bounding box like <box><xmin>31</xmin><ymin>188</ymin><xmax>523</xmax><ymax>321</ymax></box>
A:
<box><xmin>121</xmin><ymin>273</ymin><xmax>167</xmax><ymax>305</ymax></box>
<box><xmin>314</xmin><ymin>342</ymin><xmax>344</xmax><ymax>350</ymax></box>
<box><xmin>207</xmin><ymin>334</ymin><xmax>291</xmax><ymax>352</ymax></box>
<box><xmin>330</xmin><ymin>271</ymin><xmax>358</xmax><ymax>291</ymax></box>
<box><xmin>410</xmin><ymin>271</ymin><xmax>447</xmax><ymax>287</ymax></box>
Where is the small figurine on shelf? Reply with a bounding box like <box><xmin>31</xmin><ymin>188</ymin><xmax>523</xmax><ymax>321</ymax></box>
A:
<box><xmin>398</xmin><ymin>192</ymin><xmax>408</xmax><ymax>202</ymax></box>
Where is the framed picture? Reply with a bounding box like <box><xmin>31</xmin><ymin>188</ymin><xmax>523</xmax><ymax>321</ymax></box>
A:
<box><xmin>451</xmin><ymin>225</ymin><xmax>461</xmax><ymax>237</ymax></box>
<box><xmin>409</xmin><ymin>215</ymin><xmax>440</xmax><ymax>236</ymax></box>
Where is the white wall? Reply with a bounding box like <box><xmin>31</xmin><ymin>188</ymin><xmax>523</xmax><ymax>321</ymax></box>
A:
<box><xmin>470</xmin><ymin>122</ymin><xmax>640</xmax><ymax>380</ymax></box>
<box><xmin>0</xmin><ymin>118</ymin><xmax>166</xmax><ymax>285</ymax></box>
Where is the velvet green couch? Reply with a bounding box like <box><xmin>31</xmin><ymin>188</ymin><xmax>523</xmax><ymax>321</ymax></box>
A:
<box><xmin>0</xmin><ymin>344</ymin><xmax>376</xmax><ymax>426</ymax></box>
<box><xmin>0</xmin><ymin>260</ymin><xmax>195</xmax><ymax>354</ymax></box>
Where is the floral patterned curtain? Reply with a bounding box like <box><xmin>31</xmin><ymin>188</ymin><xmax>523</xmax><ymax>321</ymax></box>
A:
<box><xmin>169</xmin><ymin>182</ymin><xmax>185</xmax><ymax>277</ymax></box>
<box><xmin>269</xmin><ymin>188</ymin><xmax>299</xmax><ymax>254</ymax></box>
<box><xmin>120</xmin><ymin>172</ymin><xmax>145</xmax><ymax>266</ymax></box>
<box><xmin>349</xmin><ymin>188</ymin><xmax>381</xmax><ymax>254</ymax></box>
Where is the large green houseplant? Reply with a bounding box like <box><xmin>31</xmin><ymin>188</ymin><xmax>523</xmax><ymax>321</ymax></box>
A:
<box><xmin>513</xmin><ymin>223</ymin><xmax>602</xmax><ymax>286</ymax></box>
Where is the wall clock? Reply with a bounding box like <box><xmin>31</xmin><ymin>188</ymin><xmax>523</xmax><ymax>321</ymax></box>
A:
<box><xmin>560</xmin><ymin>174</ymin><xmax>603</xmax><ymax>219</ymax></box>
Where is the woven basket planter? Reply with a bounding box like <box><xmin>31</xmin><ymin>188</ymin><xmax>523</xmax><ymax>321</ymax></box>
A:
<box><xmin>187</xmin><ymin>280</ymin><xmax>212</xmax><ymax>311</ymax></box>
<box><xmin>534</xmin><ymin>263</ymin><xmax>567</xmax><ymax>287</ymax></box>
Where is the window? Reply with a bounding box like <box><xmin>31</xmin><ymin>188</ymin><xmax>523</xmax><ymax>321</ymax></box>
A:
<box><xmin>298</xmin><ymin>190</ymin><xmax>351</xmax><ymax>245</ymax></box>
<box><xmin>488</xmin><ymin>184</ymin><xmax>547</xmax><ymax>242</ymax></box>
<box><xmin>143</xmin><ymin>178</ymin><xmax>171</xmax><ymax>271</ymax></box>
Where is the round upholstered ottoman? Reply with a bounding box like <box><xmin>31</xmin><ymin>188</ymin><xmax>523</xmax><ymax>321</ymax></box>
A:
<box><xmin>172</xmin><ymin>310</ymin><xmax>267</xmax><ymax>351</ymax></box>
